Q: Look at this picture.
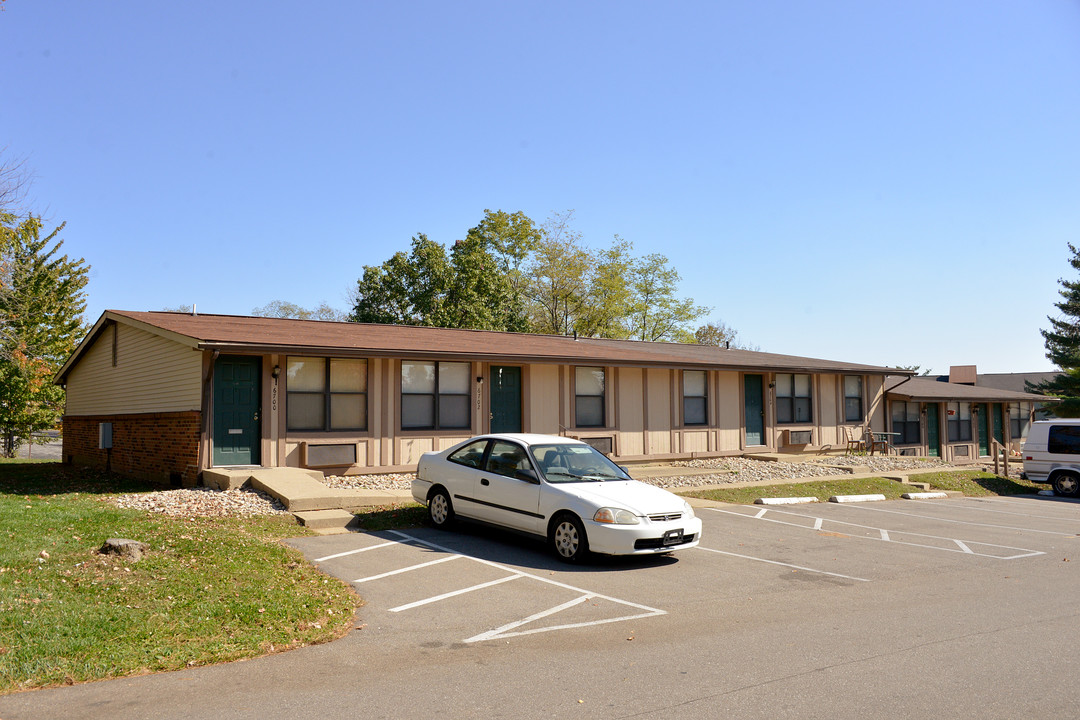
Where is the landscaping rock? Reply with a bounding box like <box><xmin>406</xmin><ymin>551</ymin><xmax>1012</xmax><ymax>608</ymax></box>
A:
<box><xmin>100</xmin><ymin>538</ymin><xmax>151</xmax><ymax>563</ymax></box>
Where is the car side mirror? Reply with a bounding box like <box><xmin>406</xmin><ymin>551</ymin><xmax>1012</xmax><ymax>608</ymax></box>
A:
<box><xmin>515</xmin><ymin>468</ymin><xmax>540</xmax><ymax>484</ymax></box>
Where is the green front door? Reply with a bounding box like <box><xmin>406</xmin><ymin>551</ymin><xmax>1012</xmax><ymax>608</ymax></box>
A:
<box><xmin>744</xmin><ymin>374</ymin><xmax>765</xmax><ymax>446</ymax></box>
<box><xmin>977</xmin><ymin>403</ymin><xmax>990</xmax><ymax>457</ymax></box>
<box><xmin>992</xmin><ymin>404</ymin><xmax>1005</xmax><ymax>445</ymax></box>
<box><xmin>490</xmin><ymin>366</ymin><xmax>522</xmax><ymax>433</ymax></box>
<box><xmin>213</xmin><ymin>356</ymin><xmax>261</xmax><ymax>466</ymax></box>
<box><xmin>926</xmin><ymin>404</ymin><xmax>940</xmax><ymax>457</ymax></box>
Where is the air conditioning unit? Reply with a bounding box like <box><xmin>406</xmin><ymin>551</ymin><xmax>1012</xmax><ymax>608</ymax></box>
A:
<box><xmin>787</xmin><ymin>430</ymin><xmax>812</xmax><ymax>445</ymax></box>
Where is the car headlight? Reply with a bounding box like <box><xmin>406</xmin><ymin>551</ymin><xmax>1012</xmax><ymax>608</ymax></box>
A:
<box><xmin>593</xmin><ymin>507</ymin><xmax>641</xmax><ymax>525</ymax></box>
<box><xmin>683</xmin><ymin>500</ymin><xmax>695</xmax><ymax>519</ymax></box>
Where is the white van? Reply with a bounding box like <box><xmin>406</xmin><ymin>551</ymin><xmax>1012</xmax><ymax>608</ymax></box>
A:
<box><xmin>1022</xmin><ymin>419</ymin><xmax>1080</xmax><ymax>497</ymax></box>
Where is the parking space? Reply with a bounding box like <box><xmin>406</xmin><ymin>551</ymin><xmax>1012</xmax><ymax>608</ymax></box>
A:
<box><xmin>290</xmin><ymin>529</ymin><xmax>665</xmax><ymax>645</ymax></box>
<box><xmin>288</xmin><ymin>494</ymin><xmax>1080</xmax><ymax>648</ymax></box>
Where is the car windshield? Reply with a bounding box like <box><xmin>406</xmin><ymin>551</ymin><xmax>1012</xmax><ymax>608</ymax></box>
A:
<box><xmin>528</xmin><ymin>443</ymin><xmax>632</xmax><ymax>483</ymax></box>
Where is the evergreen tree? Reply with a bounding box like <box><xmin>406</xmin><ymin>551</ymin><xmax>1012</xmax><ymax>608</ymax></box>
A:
<box><xmin>0</xmin><ymin>214</ymin><xmax>89</xmax><ymax>455</ymax></box>
<box><xmin>1031</xmin><ymin>243</ymin><xmax>1080</xmax><ymax>416</ymax></box>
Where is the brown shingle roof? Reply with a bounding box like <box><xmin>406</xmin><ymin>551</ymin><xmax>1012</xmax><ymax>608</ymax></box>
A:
<box><xmin>57</xmin><ymin>310</ymin><xmax>909</xmax><ymax>382</ymax></box>
<box><xmin>885</xmin><ymin>376</ymin><xmax>1053</xmax><ymax>402</ymax></box>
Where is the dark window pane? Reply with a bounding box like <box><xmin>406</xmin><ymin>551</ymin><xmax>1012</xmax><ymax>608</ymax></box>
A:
<box><xmin>794</xmin><ymin>398</ymin><xmax>812</xmax><ymax>423</ymax></box>
<box><xmin>449</xmin><ymin>439</ymin><xmax>488</xmax><ymax>468</ymax></box>
<box><xmin>330</xmin><ymin>394</ymin><xmax>366</xmax><ymax>430</ymax></box>
<box><xmin>287</xmin><ymin>394</ymin><xmax>325</xmax><ymax>431</ymax></box>
<box><xmin>401</xmin><ymin>395</ymin><xmax>435</xmax><ymax>429</ymax></box>
<box><xmin>576</xmin><ymin>396</ymin><xmax>604</xmax><ymax>427</ymax></box>
<box><xmin>684</xmin><ymin>397</ymin><xmax>706</xmax><ymax>425</ymax></box>
<box><xmin>1049</xmin><ymin>426</ymin><xmax>1080</xmax><ymax>454</ymax></box>
<box><xmin>438</xmin><ymin>394</ymin><xmax>470</xmax><ymax>429</ymax></box>
<box><xmin>845</xmin><ymin>397</ymin><xmax>863</xmax><ymax>422</ymax></box>
<box><xmin>777</xmin><ymin>398</ymin><xmax>793</xmax><ymax>424</ymax></box>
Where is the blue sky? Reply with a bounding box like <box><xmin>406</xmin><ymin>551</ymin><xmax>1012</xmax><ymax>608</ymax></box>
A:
<box><xmin>2</xmin><ymin>1</ymin><xmax>1077</xmax><ymax>374</ymax></box>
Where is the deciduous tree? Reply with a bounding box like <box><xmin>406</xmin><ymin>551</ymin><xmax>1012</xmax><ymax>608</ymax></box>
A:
<box><xmin>252</xmin><ymin>300</ymin><xmax>346</xmax><ymax>321</ymax></box>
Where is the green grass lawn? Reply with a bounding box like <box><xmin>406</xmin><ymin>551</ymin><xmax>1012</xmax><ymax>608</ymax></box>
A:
<box><xmin>0</xmin><ymin>463</ymin><xmax>358</xmax><ymax>694</ymax></box>
<box><xmin>679</xmin><ymin>469</ymin><xmax>1044</xmax><ymax>505</ymax></box>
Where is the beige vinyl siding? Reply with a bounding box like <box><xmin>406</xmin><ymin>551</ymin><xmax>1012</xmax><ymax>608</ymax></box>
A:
<box><xmin>818</xmin><ymin>374</ymin><xmax>839</xmax><ymax>445</ymax></box>
<box><xmin>527</xmin><ymin>364</ymin><xmax>560</xmax><ymax>434</ymax></box>
<box><xmin>716</xmin><ymin>372</ymin><xmax>742</xmax><ymax>450</ymax></box>
<box><xmin>615</xmin><ymin>368</ymin><xmax>645</xmax><ymax>456</ymax></box>
<box><xmin>681</xmin><ymin>430</ymin><xmax>709</xmax><ymax>453</ymax></box>
<box><xmin>645</xmin><ymin>368</ymin><xmax>672</xmax><ymax>454</ymax></box>
<box><xmin>65</xmin><ymin>324</ymin><xmax>202</xmax><ymax>415</ymax></box>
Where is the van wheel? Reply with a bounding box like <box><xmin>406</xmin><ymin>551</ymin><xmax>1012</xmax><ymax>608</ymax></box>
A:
<box><xmin>1052</xmin><ymin>472</ymin><xmax>1080</xmax><ymax>498</ymax></box>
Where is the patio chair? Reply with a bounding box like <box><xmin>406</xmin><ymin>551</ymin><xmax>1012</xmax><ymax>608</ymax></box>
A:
<box><xmin>844</xmin><ymin>426</ymin><xmax>865</xmax><ymax>455</ymax></box>
<box><xmin>867</xmin><ymin>429</ymin><xmax>889</xmax><ymax>456</ymax></box>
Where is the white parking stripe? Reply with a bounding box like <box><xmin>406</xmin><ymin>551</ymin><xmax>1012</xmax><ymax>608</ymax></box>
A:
<box><xmin>465</xmin><ymin>597</ymin><xmax>664</xmax><ymax>643</ymax></box>
<box><xmin>315</xmin><ymin>541</ymin><xmax>398</xmax><ymax>563</ymax></box>
<box><xmin>705</xmin><ymin>506</ymin><xmax>1045</xmax><ymax>560</ymax></box>
<box><xmin>353</xmin><ymin>554</ymin><xmax>461</xmax><ymax>583</ymax></box>
<box><xmin>954</xmin><ymin>540</ymin><xmax>974</xmax><ymax>554</ymax></box>
<box><xmin>923</xmin><ymin>497</ymin><xmax>1080</xmax><ymax>523</ymax></box>
<box><xmin>830</xmin><ymin>503</ymin><xmax>1078</xmax><ymax>537</ymax></box>
<box><xmin>389</xmin><ymin>573</ymin><xmax>524</xmax><ymax>612</ymax></box>
<box><xmin>383</xmin><ymin>530</ymin><xmax>667</xmax><ymax>641</ymax></box>
<box><xmin>386</xmin><ymin>530</ymin><xmax>667</xmax><ymax>612</ymax></box>
<box><xmin>694</xmin><ymin>546</ymin><xmax>870</xmax><ymax>582</ymax></box>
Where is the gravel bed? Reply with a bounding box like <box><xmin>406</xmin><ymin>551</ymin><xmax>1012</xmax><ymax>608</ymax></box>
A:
<box><xmin>324</xmin><ymin>473</ymin><xmax>414</xmax><ymax>491</ymax></box>
<box><xmin>112</xmin><ymin>487</ymin><xmax>288</xmax><ymax>517</ymax></box>
<box><xmin>654</xmin><ymin>455</ymin><xmax>957</xmax><ymax>489</ymax></box>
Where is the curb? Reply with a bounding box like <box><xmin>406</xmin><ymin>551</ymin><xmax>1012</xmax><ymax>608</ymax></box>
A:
<box><xmin>901</xmin><ymin>492</ymin><xmax>949</xmax><ymax>500</ymax></box>
<box><xmin>828</xmin><ymin>494</ymin><xmax>887</xmax><ymax>503</ymax></box>
<box><xmin>754</xmin><ymin>497</ymin><xmax>818</xmax><ymax>505</ymax></box>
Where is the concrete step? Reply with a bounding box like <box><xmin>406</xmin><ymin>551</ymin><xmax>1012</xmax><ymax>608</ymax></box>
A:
<box><xmin>294</xmin><ymin>509</ymin><xmax>357</xmax><ymax>534</ymax></box>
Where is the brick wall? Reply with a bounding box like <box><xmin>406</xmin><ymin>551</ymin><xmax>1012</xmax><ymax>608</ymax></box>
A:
<box><xmin>63</xmin><ymin>412</ymin><xmax>202</xmax><ymax>487</ymax></box>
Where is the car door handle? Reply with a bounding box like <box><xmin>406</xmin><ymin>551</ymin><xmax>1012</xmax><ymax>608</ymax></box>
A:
<box><xmin>481</xmin><ymin>478</ymin><xmax>490</xmax><ymax>486</ymax></box>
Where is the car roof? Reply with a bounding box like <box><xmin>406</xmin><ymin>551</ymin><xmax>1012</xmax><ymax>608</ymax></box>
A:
<box><xmin>478</xmin><ymin>433</ymin><xmax>587</xmax><ymax>446</ymax></box>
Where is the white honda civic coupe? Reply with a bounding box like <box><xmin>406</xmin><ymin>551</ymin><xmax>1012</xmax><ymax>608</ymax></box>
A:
<box><xmin>412</xmin><ymin>433</ymin><xmax>702</xmax><ymax>562</ymax></box>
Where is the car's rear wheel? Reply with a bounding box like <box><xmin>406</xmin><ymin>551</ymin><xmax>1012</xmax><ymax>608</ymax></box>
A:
<box><xmin>1052</xmin><ymin>472</ymin><xmax>1080</xmax><ymax>498</ymax></box>
<box><xmin>428</xmin><ymin>487</ymin><xmax>455</xmax><ymax>528</ymax></box>
<box><xmin>551</xmin><ymin>514</ymin><xmax>588</xmax><ymax>563</ymax></box>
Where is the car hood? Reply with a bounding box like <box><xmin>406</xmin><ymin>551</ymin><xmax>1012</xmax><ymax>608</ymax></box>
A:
<box><xmin>555</xmin><ymin>480</ymin><xmax>686</xmax><ymax>515</ymax></box>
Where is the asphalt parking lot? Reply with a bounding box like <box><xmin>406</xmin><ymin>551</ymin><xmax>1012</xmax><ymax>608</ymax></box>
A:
<box><xmin>286</xmin><ymin>494</ymin><xmax>1077</xmax><ymax>648</ymax></box>
<box><xmin>5</xmin><ymin>494</ymin><xmax>1080</xmax><ymax>719</ymax></box>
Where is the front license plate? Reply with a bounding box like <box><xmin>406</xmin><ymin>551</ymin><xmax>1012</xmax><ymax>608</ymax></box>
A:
<box><xmin>662</xmin><ymin>529</ymin><xmax>684</xmax><ymax>546</ymax></box>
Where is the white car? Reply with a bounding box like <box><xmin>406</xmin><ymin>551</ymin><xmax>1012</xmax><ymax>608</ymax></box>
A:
<box><xmin>412</xmin><ymin>433</ymin><xmax>702</xmax><ymax>562</ymax></box>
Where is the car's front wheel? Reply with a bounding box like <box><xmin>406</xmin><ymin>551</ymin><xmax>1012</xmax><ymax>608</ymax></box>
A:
<box><xmin>1052</xmin><ymin>472</ymin><xmax>1080</xmax><ymax>498</ymax></box>
<box><xmin>428</xmin><ymin>487</ymin><xmax>455</xmax><ymax>528</ymax></box>
<box><xmin>550</xmin><ymin>514</ymin><xmax>588</xmax><ymax>563</ymax></box>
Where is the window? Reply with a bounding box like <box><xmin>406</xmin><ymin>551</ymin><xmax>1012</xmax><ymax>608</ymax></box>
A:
<box><xmin>286</xmin><ymin>357</ymin><xmax>367</xmax><ymax>431</ymax></box>
<box><xmin>486</xmin><ymin>440</ymin><xmax>531</xmax><ymax>478</ymax></box>
<box><xmin>947</xmin><ymin>402</ymin><xmax>972</xmax><ymax>442</ymax></box>
<box><xmin>776</xmin><ymin>373</ymin><xmax>812</xmax><ymax>424</ymax></box>
<box><xmin>401</xmin><ymin>361</ymin><xmax>471</xmax><ymax>430</ymax></box>
<box><xmin>844</xmin><ymin>376</ymin><xmax>863</xmax><ymax>422</ymax></box>
<box><xmin>683</xmin><ymin>370</ymin><xmax>707</xmax><ymax>426</ymax></box>
<box><xmin>575</xmin><ymin>367</ymin><xmax>605</xmax><ymax>428</ymax></box>
<box><xmin>1049</xmin><ymin>425</ymin><xmax>1080</xmax><ymax>454</ymax></box>
<box><xmin>447</xmin><ymin>439</ymin><xmax>489</xmax><ymax>468</ymax></box>
<box><xmin>891</xmin><ymin>401</ymin><xmax>920</xmax><ymax>445</ymax></box>
<box><xmin>1009</xmin><ymin>402</ymin><xmax>1031</xmax><ymax>440</ymax></box>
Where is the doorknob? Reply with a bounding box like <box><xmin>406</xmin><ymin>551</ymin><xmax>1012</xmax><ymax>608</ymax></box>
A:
<box><xmin>254</xmin><ymin>411</ymin><xmax>259</xmax><ymax>422</ymax></box>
